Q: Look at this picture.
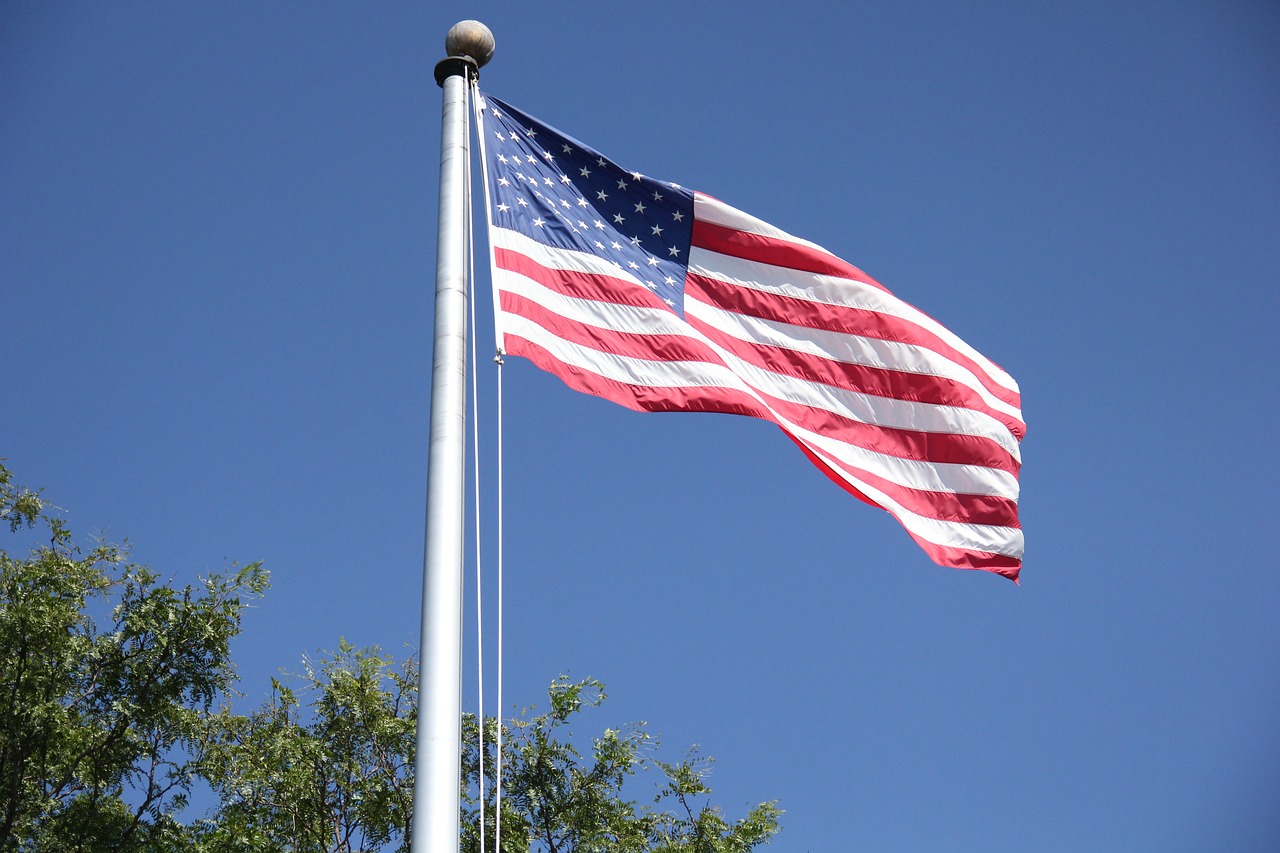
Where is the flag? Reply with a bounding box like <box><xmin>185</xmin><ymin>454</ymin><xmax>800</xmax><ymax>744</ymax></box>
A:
<box><xmin>476</xmin><ymin>93</ymin><xmax>1025</xmax><ymax>580</ymax></box>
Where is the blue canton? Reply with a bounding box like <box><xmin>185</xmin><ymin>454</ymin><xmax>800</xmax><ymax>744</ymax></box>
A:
<box><xmin>479</xmin><ymin>94</ymin><xmax>695</xmax><ymax>317</ymax></box>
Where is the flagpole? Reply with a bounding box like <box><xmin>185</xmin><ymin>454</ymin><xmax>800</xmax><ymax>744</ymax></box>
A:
<box><xmin>415</xmin><ymin>20</ymin><xmax>494</xmax><ymax>853</ymax></box>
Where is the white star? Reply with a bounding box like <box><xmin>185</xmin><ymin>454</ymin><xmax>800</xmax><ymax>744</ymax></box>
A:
<box><xmin>630</xmin><ymin>236</ymin><xmax>641</xmax><ymax>246</ymax></box>
<box><xmin>517</xmin><ymin>198</ymin><xmax>528</xmax><ymax>207</ymax></box>
<box><xmin>651</xmin><ymin>224</ymin><xmax>664</xmax><ymax>236</ymax></box>
<box><xmin>672</xmin><ymin>210</ymin><xmax>684</xmax><ymax>222</ymax></box>
<box><xmin>497</xmin><ymin>153</ymin><xmax>508</xmax><ymax>164</ymax></box>
<box><xmin>580</xmin><ymin>166</ymin><xmax>592</xmax><ymax>178</ymax></box>
<box><xmin>668</xmin><ymin>245</ymin><xmax>681</xmax><ymax>256</ymax></box>
<box><xmin>559</xmin><ymin>199</ymin><xmax>570</xmax><ymax>208</ymax></box>
<box><xmin>644</xmin><ymin>281</ymin><xmax>658</xmax><ymax>290</ymax></box>
<box><xmin>532</xmin><ymin>217</ymin><xmax>545</xmax><ymax>227</ymax></box>
<box><xmin>610</xmin><ymin>241</ymin><xmax>622</xmax><ymax>250</ymax></box>
<box><xmin>612</xmin><ymin>213</ymin><xmax>625</xmax><ymax>224</ymax></box>
<box><xmin>524</xmin><ymin>126</ymin><xmax>536</xmax><ymax>137</ymax></box>
<box><xmin>596</xmin><ymin>156</ymin><xmax>607</xmax><ymax>167</ymax></box>
<box><xmin>594</xmin><ymin>240</ymin><xmax>605</xmax><ymax>249</ymax></box>
<box><xmin>670</xmin><ymin>182</ymin><xmax>683</xmax><ymax>188</ymax></box>
<box><xmin>497</xmin><ymin>131</ymin><xmax>509</xmax><ymax>141</ymax></box>
<box><xmin>578</xmin><ymin>220</ymin><xmax>588</xmax><ymax>228</ymax></box>
<box><xmin>543</xmin><ymin>178</ymin><xmax>554</xmax><ymax>187</ymax></box>
<box><xmin>664</xmin><ymin>298</ymin><xmax>675</xmax><ymax>306</ymax></box>
<box><xmin>617</xmin><ymin>178</ymin><xmax>629</xmax><ymax>189</ymax></box>
<box><xmin>594</xmin><ymin>220</ymin><xmax>605</xmax><ymax>229</ymax></box>
<box><xmin>496</xmin><ymin>203</ymin><xmax>510</xmax><ymax>213</ymax></box>
<box><xmin>576</xmin><ymin>198</ymin><xmax>589</xmax><ymax>207</ymax></box>
<box><xmin>634</xmin><ymin>201</ymin><xmax>646</xmax><ymax>213</ymax></box>
<box><xmin>559</xmin><ymin>174</ymin><xmax>571</xmax><ymax>184</ymax></box>
<box><xmin>628</xmin><ymin>260</ymin><xmax>640</xmax><ymax>270</ymax></box>
<box><xmin>561</xmin><ymin>143</ymin><xmax>573</xmax><ymax>154</ymax></box>
<box><xmin>664</xmin><ymin>275</ymin><xmax>675</xmax><ymax>285</ymax></box>
<box><xmin>526</xmin><ymin>155</ymin><xmax>537</xmax><ymax>165</ymax></box>
<box><xmin>498</xmin><ymin>177</ymin><xmax>510</xmax><ymax>187</ymax></box>
<box><xmin>630</xmin><ymin>171</ymin><xmax>642</xmax><ymax>181</ymax></box>
<box><xmin>646</xmin><ymin>256</ymin><xmax>659</xmax><ymax>266</ymax></box>
<box><xmin>652</xmin><ymin>190</ymin><xmax>663</xmax><ymax>201</ymax></box>
<box><xmin>542</xmin><ymin>150</ymin><xmax>553</xmax><ymax>160</ymax></box>
<box><xmin>508</xmin><ymin>132</ymin><xmax>519</xmax><ymax>141</ymax></box>
<box><xmin>596</xmin><ymin>190</ymin><xmax>609</xmax><ymax>201</ymax></box>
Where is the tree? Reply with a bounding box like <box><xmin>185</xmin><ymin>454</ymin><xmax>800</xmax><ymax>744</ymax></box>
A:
<box><xmin>1</xmin><ymin>465</ymin><xmax>780</xmax><ymax>851</ymax></box>
<box><xmin>463</xmin><ymin>677</ymin><xmax>782</xmax><ymax>853</ymax></box>
<box><xmin>0</xmin><ymin>463</ymin><xmax>267</xmax><ymax>852</ymax></box>
<box><xmin>204</xmin><ymin>656</ymin><xmax>781</xmax><ymax>852</ymax></box>
<box><xmin>197</xmin><ymin>642</ymin><xmax>417</xmax><ymax>852</ymax></box>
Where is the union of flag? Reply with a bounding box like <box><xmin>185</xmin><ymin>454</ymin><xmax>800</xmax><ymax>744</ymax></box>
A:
<box><xmin>477</xmin><ymin>93</ymin><xmax>1025</xmax><ymax>580</ymax></box>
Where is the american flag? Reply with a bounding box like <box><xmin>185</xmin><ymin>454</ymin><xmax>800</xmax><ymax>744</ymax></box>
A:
<box><xmin>477</xmin><ymin>93</ymin><xmax>1025</xmax><ymax>580</ymax></box>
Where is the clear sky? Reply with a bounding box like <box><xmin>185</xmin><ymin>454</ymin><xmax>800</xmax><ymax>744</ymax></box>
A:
<box><xmin>3</xmin><ymin>2</ymin><xmax>1278</xmax><ymax>850</ymax></box>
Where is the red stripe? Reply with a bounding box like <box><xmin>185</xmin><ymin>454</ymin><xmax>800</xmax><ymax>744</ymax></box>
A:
<box><xmin>692</xmin><ymin>218</ymin><xmax>888</xmax><ymax>293</ymax></box>
<box><xmin>495</xmin><ymin>246</ymin><xmax>669</xmax><ymax>312</ymax></box>
<box><xmin>497</xmin><ymin>236</ymin><xmax>1024</xmax><ymax>579</ymax></box>
<box><xmin>785</xmin><ymin>432</ymin><xmax>1021</xmax><ymax>580</ymax></box>
<box><xmin>504</xmin><ymin>299</ymin><xmax>1019</xmax><ymax>528</ymax></box>
<box><xmin>687</xmin><ymin>312</ymin><xmax>1023</xmax><ymax>466</ymax></box>
<box><xmin>788</xmin><ymin>428</ymin><xmax>1020</xmax><ymax>528</ymax></box>
<box><xmin>504</xmin><ymin>333</ymin><xmax>769</xmax><ymax>420</ymax></box>
<box><xmin>501</xmin><ymin>291</ymin><xmax>724</xmax><ymax>367</ymax></box>
<box><xmin>760</xmin><ymin>386</ymin><xmax>1021</xmax><ymax>477</ymax></box>
<box><xmin>687</xmin><ymin>272</ymin><xmax>1025</xmax><ymax>437</ymax></box>
<box><xmin>506</xmin><ymin>291</ymin><xmax>1018</xmax><ymax>474</ymax></box>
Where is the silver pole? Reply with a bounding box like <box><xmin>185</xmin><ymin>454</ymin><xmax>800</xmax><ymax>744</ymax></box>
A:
<box><xmin>414</xmin><ymin>21</ymin><xmax>494</xmax><ymax>853</ymax></box>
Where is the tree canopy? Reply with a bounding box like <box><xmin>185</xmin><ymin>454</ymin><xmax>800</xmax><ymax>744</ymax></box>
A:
<box><xmin>0</xmin><ymin>464</ymin><xmax>779</xmax><ymax>851</ymax></box>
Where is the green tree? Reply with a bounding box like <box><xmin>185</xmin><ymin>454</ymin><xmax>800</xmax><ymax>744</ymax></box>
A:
<box><xmin>204</xmin><ymin>656</ymin><xmax>780</xmax><ymax>852</ymax></box>
<box><xmin>1</xmin><ymin>465</ymin><xmax>780</xmax><ymax>851</ymax></box>
<box><xmin>0</xmin><ymin>463</ymin><xmax>267</xmax><ymax>852</ymax></box>
<box><xmin>464</xmin><ymin>676</ymin><xmax>782</xmax><ymax>853</ymax></box>
<box><xmin>197</xmin><ymin>642</ymin><xmax>417</xmax><ymax>852</ymax></box>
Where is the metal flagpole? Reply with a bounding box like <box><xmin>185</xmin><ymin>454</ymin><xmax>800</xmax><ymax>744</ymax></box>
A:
<box><xmin>414</xmin><ymin>20</ymin><xmax>494</xmax><ymax>853</ymax></box>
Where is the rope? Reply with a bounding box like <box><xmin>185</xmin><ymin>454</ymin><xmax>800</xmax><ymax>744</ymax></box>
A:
<box><xmin>469</xmin><ymin>83</ymin><xmax>507</xmax><ymax>853</ymax></box>
<box><xmin>494</xmin><ymin>347</ymin><xmax>505</xmax><ymax>853</ymax></box>
<box><xmin>461</xmin><ymin>77</ymin><xmax>486</xmax><ymax>853</ymax></box>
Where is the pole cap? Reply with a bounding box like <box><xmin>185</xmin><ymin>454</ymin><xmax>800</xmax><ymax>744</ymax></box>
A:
<box><xmin>444</xmin><ymin>20</ymin><xmax>495</xmax><ymax>67</ymax></box>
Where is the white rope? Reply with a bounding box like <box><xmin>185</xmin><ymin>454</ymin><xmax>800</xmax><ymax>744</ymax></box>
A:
<box><xmin>470</xmin><ymin>83</ymin><xmax>507</xmax><ymax>853</ymax></box>
<box><xmin>462</xmin><ymin>75</ymin><xmax>486</xmax><ymax>853</ymax></box>
<box><xmin>494</xmin><ymin>347</ymin><xmax>505</xmax><ymax>853</ymax></box>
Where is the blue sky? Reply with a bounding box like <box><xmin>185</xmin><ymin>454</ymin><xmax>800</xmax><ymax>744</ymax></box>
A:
<box><xmin>3</xmin><ymin>2</ymin><xmax>1278</xmax><ymax>850</ymax></box>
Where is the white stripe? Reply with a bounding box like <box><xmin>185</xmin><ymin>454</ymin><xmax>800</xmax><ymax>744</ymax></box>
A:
<box><xmin>799</xmin><ymin>439</ymin><xmax>1024</xmax><ymax>558</ymax></box>
<box><xmin>693</xmin><ymin>191</ymin><xmax>829</xmax><ymax>253</ymax></box>
<box><xmin>507</xmin><ymin>300</ymin><xmax>1022</xmax><ymax>557</ymax></box>
<box><xmin>690</xmin><ymin>196</ymin><xmax>1020</xmax><ymax>397</ymax></box>
<box><xmin>713</xmin><ymin>341</ymin><xmax>1023</xmax><ymax>475</ymax></box>
<box><xmin>501</xmin><ymin>309</ymin><xmax>735</xmax><ymax>390</ymax></box>
<box><xmin>497</xmin><ymin>266</ymin><xmax>687</xmax><ymax>337</ymax></box>
<box><xmin>492</xmin><ymin>226</ymin><xmax>649</xmax><ymax>288</ymax></box>
<box><xmin>500</xmin><ymin>306</ymin><xmax>1018</xmax><ymax>501</ymax></box>
<box><xmin>686</xmin><ymin>292</ymin><xmax>1025</xmax><ymax>437</ymax></box>
<box><xmin>689</xmin><ymin>244</ymin><xmax>1021</xmax><ymax>401</ymax></box>
<box><xmin>497</xmin><ymin>248</ymin><xmax>1019</xmax><ymax>468</ymax></box>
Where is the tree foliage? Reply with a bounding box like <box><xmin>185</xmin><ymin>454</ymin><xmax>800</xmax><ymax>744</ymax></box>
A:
<box><xmin>0</xmin><ymin>463</ymin><xmax>267</xmax><ymax>852</ymax></box>
<box><xmin>199</xmin><ymin>642</ymin><xmax>417</xmax><ymax>852</ymax></box>
<box><xmin>0</xmin><ymin>465</ymin><xmax>779</xmax><ymax>851</ymax></box>
<box><xmin>463</xmin><ymin>677</ymin><xmax>782</xmax><ymax>853</ymax></box>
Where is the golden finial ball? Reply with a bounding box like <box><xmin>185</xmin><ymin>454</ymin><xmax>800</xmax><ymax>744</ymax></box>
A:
<box><xmin>445</xmin><ymin>20</ymin><xmax>495</xmax><ymax>67</ymax></box>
